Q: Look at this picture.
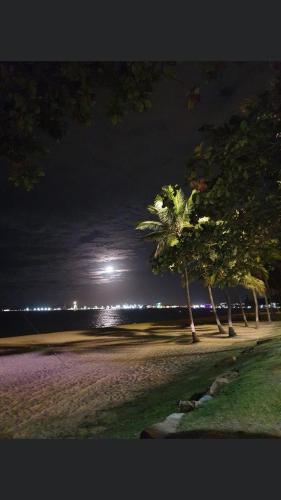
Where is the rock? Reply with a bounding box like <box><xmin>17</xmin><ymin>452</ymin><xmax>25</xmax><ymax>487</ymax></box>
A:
<box><xmin>209</xmin><ymin>370</ymin><xmax>239</xmax><ymax>396</ymax></box>
<box><xmin>165</xmin><ymin>413</ymin><xmax>185</xmax><ymax>427</ymax></box>
<box><xmin>209</xmin><ymin>377</ymin><xmax>228</xmax><ymax>396</ymax></box>
<box><xmin>222</xmin><ymin>370</ymin><xmax>239</xmax><ymax>379</ymax></box>
<box><xmin>140</xmin><ymin>413</ymin><xmax>184</xmax><ymax>439</ymax></box>
<box><xmin>214</xmin><ymin>356</ymin><xmax>237</xmax><ymax>368</ymax></box>
<box><xmin>140</xmin><ymin>425</ymin><xmax>169</xmax><ymax>439</ymax></box>
<box><xmin>195</xmin><ymin>394</ymin><xmax>213</xmax><ymax>407</ymax></box>
<box><xmin>190</xmin><ymin>390</ymin><xmax>207</xmax><ymax>401</ymax></box>
<box><xmin>177</xmin><ymin>400</ymin><xmax>196</xmax><ymax>413</ymax></box>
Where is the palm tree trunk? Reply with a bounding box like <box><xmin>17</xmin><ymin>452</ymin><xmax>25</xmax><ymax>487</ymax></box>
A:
<box><xmin>264</xmin><ymin>293</ymin><xmax>272</xmax><ymax>323</ymax></box>
<box><xmin>239</xmin><ymin>296</ymin><xmax>249</xmax><ymax>327</ymax></box>
<box><xmin>252</xmin><ymin>289</ymin><xmax>259</xmax><ymax>329</ymax></box>
<box><xmin>264</xmin><ymin>278</ymin><xmax>272</xmax><ymax>322</ymax></box>
<box><xmin>183</xmin><ymin>266</ymin><xmax>200</xmax><ymax>343</ymax></box>
<box><xmin>208</xmin><ymin>284</ymin><xmax>227</xmax><ymax>335</ymax></box>
<box><xmin>277</xmin><ymin>294</ymin><xmax>281</xmax><ymax>312</ymax></box>
<box><xmin>225</xmin><ymin>290</ymin><xmax>237</xmax><ymax>337</ymax></box>
<box><xmin>277</xmin><ymin>295</ymin><xmax>281</xmax><ymax>313</ymax></box>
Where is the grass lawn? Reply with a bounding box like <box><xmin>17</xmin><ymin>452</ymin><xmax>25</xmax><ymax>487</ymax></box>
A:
<box><xmin>178</xmin><ymin>335</ymin><xmax>281</xmax><ymax>437</ymax></box>
<box><xmin>87</xmin><ymin>349</ymin><xmax>244</xmax><ymax>439</ymax></box>
<box><xmin>90</xmin><ymin>333</ymin><xmax>281</xmax><ymax>439</ymax></box>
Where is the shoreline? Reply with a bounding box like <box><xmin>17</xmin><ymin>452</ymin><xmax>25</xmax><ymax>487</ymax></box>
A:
<box><xmin>0</xmin><ymin>310</ymin><xmax>280</xmax><ymax>341</ymax></box>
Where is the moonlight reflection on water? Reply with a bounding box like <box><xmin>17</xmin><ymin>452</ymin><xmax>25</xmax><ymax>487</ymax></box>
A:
<box><xmin>0</xmin><ymin>308</ymin><xmax>220</xmax><ymax>338</ymax></box>
<box><xmin>94</xmin><ymin>309</ymin><xmax>124</xmax><ymax>328</ymax></box>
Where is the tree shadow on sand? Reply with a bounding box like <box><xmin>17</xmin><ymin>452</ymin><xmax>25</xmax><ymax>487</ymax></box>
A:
<box><xmin>0</xmin><ymin>319</ymin><xmax>274</xmax><ymax>358</ymax></box>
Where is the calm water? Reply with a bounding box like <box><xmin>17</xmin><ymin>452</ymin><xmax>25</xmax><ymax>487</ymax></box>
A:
<box><xmin>0</xmin><ymin>308</ymin><xmax>216</xmax><ymax>338</ymax></box>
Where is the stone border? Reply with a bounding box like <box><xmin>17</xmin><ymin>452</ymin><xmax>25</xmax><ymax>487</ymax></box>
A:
<box><xmin>140</xmin><ymin>337</ymin><xmax>271</xmax><ymax>438</ymax></box>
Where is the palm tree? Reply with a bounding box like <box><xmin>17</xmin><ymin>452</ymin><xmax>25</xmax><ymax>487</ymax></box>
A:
<box><xmin>207</xmin><ymin>267</ymin><xmax>238</xmax><ymax>337</ymax></box>
<box><xmin>183</xmin><ymin>261</ymin><xmax>198</xmax><ymax>341</ymax></box>
<box><xmin>240</xmin><ymin>274</ymin><xmax>266</xmax><ymax>329</ymax></box>
<box><xmin>238</xmin><ymin>296</ymin><xmax>249</xmax><ymax>327</ymax></box>
<box><xmin>207</xmin><ymin>284</ymin><xmax>227</xmax><ymax>335</ymax></box>
<box><xmin>136</xmin><ymin>186</ymin><xmax>200</xmax><ymax>343</ymax></box>
<box><xmin>187</xmin><ymin>218</ymin><xmax>227</xmax><ymax>335</ymax></box>
<box><xmin>225</xmin><ymin>289</ymin><xmax>237</xmax><ymax>337</ymax></box>
<box><xmin>262</xmin><ymin>276</ymin><xmax>272</xmax><ymax>323</ymax></box>
<box><xmin>252</xmin><ymin>289</ymin><xmax>260</xmax><ymax>328</ymax></box>
<box><xmin>264</xmin><ymin>292</ymin><xmax>272</xmax><ymax>323</ymax></box>
<box><xmin>206</xmin><ymin>240</ymin><xmax>266</xmax><ymax>334</ymax></box>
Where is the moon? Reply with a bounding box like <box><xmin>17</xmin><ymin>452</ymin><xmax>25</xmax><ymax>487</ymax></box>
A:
<box><xmin>104</xmin><ymin>265</ymin><xmax>114</xmax><ymax>274</ymax></box>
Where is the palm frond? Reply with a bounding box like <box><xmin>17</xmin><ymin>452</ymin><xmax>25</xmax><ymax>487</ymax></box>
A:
<box><xmin>242</xmin><ymin>274</ymin><xmax>266</xmax><ymax>296</ymax></box>
<box><xmin>185</xmin><ymin>189</ymin><xmax>197</xmax><ymax>215</ymax></box>
<box><xmin>166</xmin><ymin>234</ymin><xmax>179</xmax><ymax>247</ymax></box>
<box><xmin>255</xmin><ymin>265</ymin><xmax>268</xmax><ymax>280</ymax></box>
<box><xmin>155</xmin><ymin>241</ymin><xmax>166</xmax><ymax>258</ymax></box>
<box><xmin>136</xmin><ymin>220</ymin><xmax>163</xmax><ymax>231</ymax></box>
<box><xmin>136</xmin><ymin>184</ymin><xmax>196</xmax><ymax>261</ymax></box>
<box><xmin>173</xmin><ymin>188</ymin><xmax>186</xmax><ymax>216</ymax></box>
<box><xmin>147</xmin><ymin>197</ymin><xmax>170</xmax><ymax>225</ymax></box>
<box><xmin>142</xmin><ymin>231</ymin><xmax>167</xmax><ymax>241</ymax></box>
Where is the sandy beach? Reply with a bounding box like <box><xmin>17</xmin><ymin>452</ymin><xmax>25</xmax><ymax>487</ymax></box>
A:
<box><xmin>0</xmin><ymin>321</ymin><xmax>280</xmax><ymax>438</ymax></box>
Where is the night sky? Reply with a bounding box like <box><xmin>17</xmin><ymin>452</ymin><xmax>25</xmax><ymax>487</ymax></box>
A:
<box><xmin>0</xmin><ymin>63</ymin><xmax>270</xmax><ymax>308</ymax></box>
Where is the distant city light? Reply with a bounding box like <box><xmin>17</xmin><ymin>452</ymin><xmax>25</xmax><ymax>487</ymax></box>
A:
<box><xmin>1</xmin><ymin>301</ymin><xmax>280</xmax><ymax>312</ymax></box>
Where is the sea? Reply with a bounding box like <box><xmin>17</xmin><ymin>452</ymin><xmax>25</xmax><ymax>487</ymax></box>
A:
<box><xmin>0</xmin><ymin>308</ymin><xmax>218</xmax><ymax>338</ymax></box>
